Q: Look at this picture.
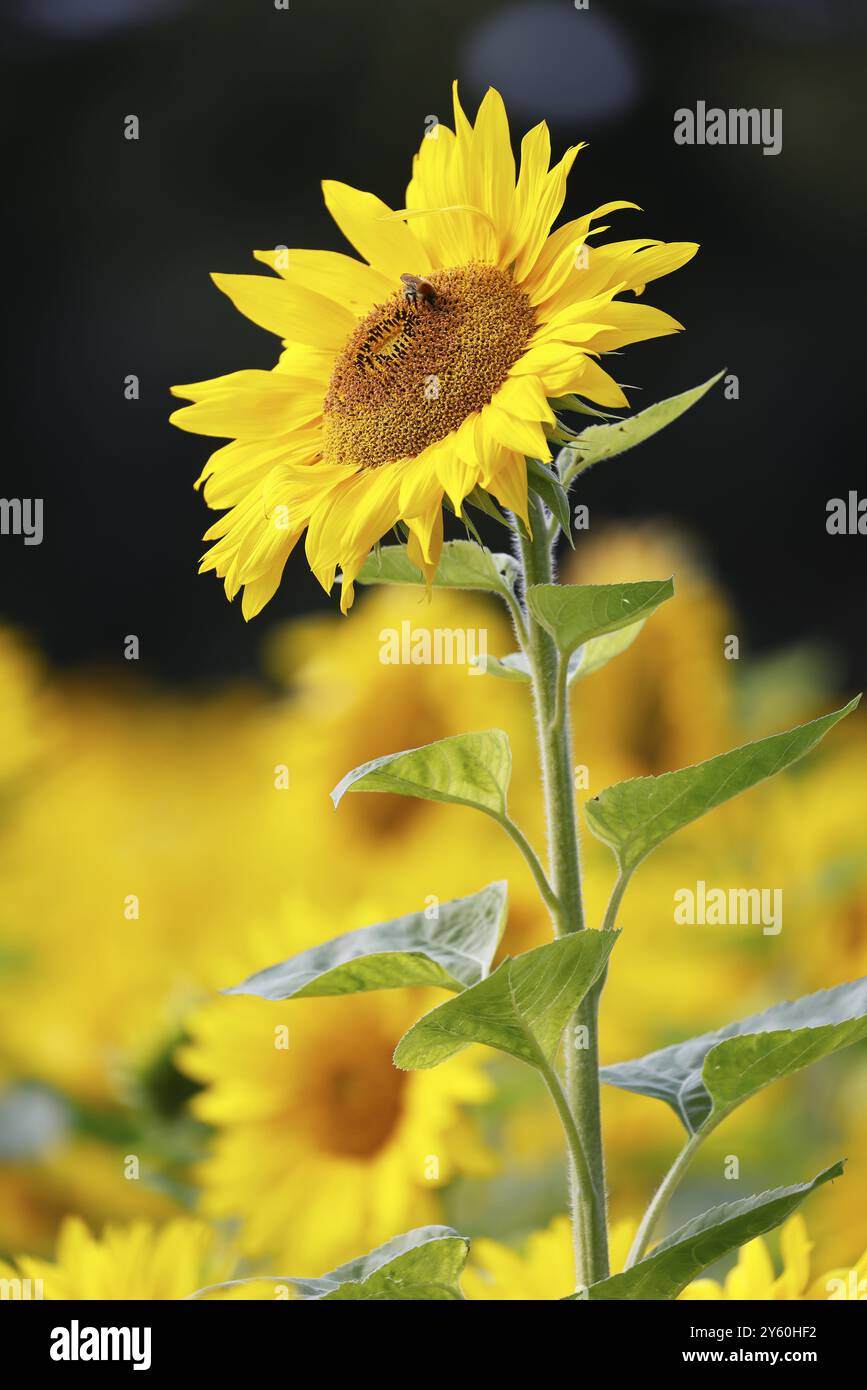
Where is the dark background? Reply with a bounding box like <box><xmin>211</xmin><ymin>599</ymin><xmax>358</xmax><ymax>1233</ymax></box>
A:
<box><xmin>1</xmin><ymin>0</ymin><xmax>865</xmax><ymax>685</ymax></box>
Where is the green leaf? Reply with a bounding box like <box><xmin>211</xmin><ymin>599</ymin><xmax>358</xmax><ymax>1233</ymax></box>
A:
<box><xmin>549</xmin><ymin>395</ymin><xmax>619</xmax><ymax>421</ymax></box>
<box><xmin>527</xmin><ymin>580</ymin><xmax>674</xmax><ymax>661</ymax></box>
<box><xmin>570</xmin><ymin>620</ymin><xmax>647</xmax><ymax>683</ymax></box>
<box><xmin>316</xmin><ymin>1226</ymin><xmax>468</xmax><ymax>1301</ymax></box>
<box><xmin>353</xmin><ymin>540</ymin><xmax>518</xmax><ymax>594</ymax></box>
<box><xmin>192</xmin><ymin>1226</ymin><xmax>469</xmax><ymax>1302</ymax></box>
<box><xmin>394</xmin><ymin>931</ymin><xmax>617</xmax><ymax>1071</ymax></box>
<box><xmin>331</xmin><ymin>730</ymin><xmax>512</xmax><ymax>819</ymax></box>
<box><xmin>224</xmin><ymin>882</ymin><xmax>507</xmax><ymax>1001</ymax></box>
<box><xmin>582</xmin><ymin>1163</ymin><xmax>844</xmax><ymax>1301</ymax></box>
<box><xmin>473</xmin><ymin>624</ymin><xmax>647</xmax><ymax>684</ymax></box>
<box><xmin>559</xmin><ymin>371</ymin><xmax>724</xmax><ymax>486</ymax></box>
<box><xmin>472</xmin><ymin>651</ymin><xmax>533</xmax><ymax>682</ymax></box>
<box><xmin>458</xmin><ymin>506</ymin><xmax>485</xmax><ymax>547</ymax></box>
<box><xmin>464</xmin><ymin>485</ymin><xmax>514</xmax><ymax>531</ymax></box>
<box><xmin>602</xmin><ymin>977</ymin><xmax>867</xmax><ymax>1135</ymax></box>
<box><xmin>586</xmin><ymin>697</ymin><xmax>860</xmax><ymax>876</ymax></box>
<box><xmin>526</xmin><ymin>458</ymin><xmax>572</xmax><ymax>540</ymax></box>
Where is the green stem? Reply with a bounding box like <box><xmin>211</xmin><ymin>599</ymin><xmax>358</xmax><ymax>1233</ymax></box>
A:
<box><xmin>501</xmin><ymin>585</ymin><xmax>530</xmax><ymax>650</ymax></box>
<box><xmin>549</xmin><ymin>651</ymin><xmax>570</xmax><ymax>734</ymax></box>
<box><xmin>489</xmin><ymin>811</ymin><xmax>559</xmax><ymax>918</ymax></box>
<box><xmin>624</xmin><ymin>1131</ymin><xmax>704</xmax><ymax>1269</ymax></box>
<box><xmin>516</xmin><ymin>493</ymin><xmax>609</xmax><ymax>1287</ymax></box>
<box><xmin>601</xmin><ymin>871</ymin><xmax>630</xmax><ymax>932</ymax></box>
<box><xmin>536</xmin><ymin>1055</ymin><xmax>596</xmax><ymax>1277</ymax></box>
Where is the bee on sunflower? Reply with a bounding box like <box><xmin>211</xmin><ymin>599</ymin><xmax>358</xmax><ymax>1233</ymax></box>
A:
<box><xmin>170</xmin><ymin>83</ymin><xmax>695</xmax><ymax>617</ymax></box>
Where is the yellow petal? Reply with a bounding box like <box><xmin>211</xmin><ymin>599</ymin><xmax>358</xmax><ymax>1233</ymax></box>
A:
<box><xmin>196</xmin><ymin>436</ymin><xmax>317</xmax><ymax>509</ymax></box>
<box><xmin>545</xmin><ymin>354</ymin><xmax>629</xmax><ymax>407</ymax></box>
<box><xmin>547</xmin><ymin>239</ymin><xmax>698</xmax><ymax>311</ymax></box>
<box><xmin>321</xmin><ymin>180</ymin><xmax>430</xmax><ymax>283</ymax></box>
<box><xmin>399</xmin><ymin>451</ymin><xmax>444</xmax><ymax>519</ymax></box>
<box><xmin>534</xmin><ymin>285</ymin><xmax>623</xmax><ymax>337</ymax></box>
<box><xmin>488</xmin><ymin>453</ymin><xmax>530</xmax><ymax>526</ymax></box>
<box><xmin>482</xmin><ymin>402</ymin><xmax>552</xmax><ymax>460</ymax></box>
<box><xmin>576</xmin><ymin>302</ymin><xmax>684</xmax><ymax>352</ymax></box>
<box><xmin>472</xmin><ymin>87</ymin><xmax>515</xmax><ymax>245</ymax></box>
<box><xmin>508</xmin><ymin>341</ymin><xmax>575</xmax><ymax>379</ymax></box>
<box><xmin>252</xmin><ymin>247</ymin><xmax>392</xmax><ymax>311</ymax></box>
<box><xmin>406</xmin><ymin>501</ymin><xmax>444</xmax><ymax>576</ymax></box>
<box><xmin>434</xmin><ymin>433</ymin><xmax>476</xmax><ymax>513</ymax></box>
<box><xmin>505</xmin><ymin>121</ymin><xmax>552</xmax><ymax>267</ymax></box>
<box><xmin>724</xmin><ymin>1236</ymin><xmax>776</xmax><ymax>1299</ymax></box>
<box><xmin>169</xmin><ymin>370</ymin><xmax>323</xmax><ymax>439</ymax></box>
<box><xmin>774</xmin><ymin>1215</ymin><xmax>812</xmax><ymax>1299</ymax></box>
<box><xmin>405</xmin><ymin>125</ymin><xmax>474</xmax><ymax>268</ymax></box>
<box><xmin>522</xmin><ymin>203</ymin><xmax>641</xmax><ymax>308</ymax></box>
<box><xmin>679</xmin><ymin>1279</ymin><xmax>725</xmax><ymax>1300</ymax></box>
<box><xmin>513</xmin><ymin>143</ymin><xmax>584</xmax><ymax>282</ymax></box>
<box><xmin>240</xmin><ymin>545</ymin><xmax>301</xmax><ymax>621</ymax></box>
<box><xmin>625</xmin><ymin>241</ymin><xmax>699</xmax><ymax>295</ymax></box>
<box><xmin>210</xmin><ymin>272</ymin><xmax>355</xmax><ymax>348</ymax></box>
<box><xmin>305</xmin><ymin>463</ymin><xmax>404</xmax><ymax>595</ymax></box>
<box><xmin>494</xmin><ymin>373</ymin><xmax>556</xmax><ymax>427</ymax></box>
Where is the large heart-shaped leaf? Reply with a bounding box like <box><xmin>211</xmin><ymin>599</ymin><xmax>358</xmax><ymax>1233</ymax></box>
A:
<box><xmin>224</xmin><ymin>882</ymin><xmax>507</xmax><ymax>1001</ymax></box>
<box><xmin>354</xmin><ymin>540</ymin><xmax>518</xmax><ymax>595</ymax></box>
<box><xmin>331</xmin><ymin>730</ymin><xmax>512</xmax><ymax>818</ymax></box>
<box><xmin>602</xmin><ymin>977</ymin><xmax>867</xmax><ymax>1135</ymax></box>
<box><xmin>192</xmin><ymin>1226</ymin><xmax>469</xmax><ymax>1301</ymax></box>
<box><xmin>582</xmin><ymin>1162</ymin><xmax>844</xmax><ymax>1301</ymax></box>
<box><xmin>394</xmin><ymin>931</ymin><xmax>617</xmax><ymax>1071</ymax></box>
<box><xmin>527</xmin><ymin>580</ymin><xmax>673</xmax><ymax>661</ymax></box>
<box><xmin>586</xmin><ymin>698</ymin><xmax>859</xmax><ymax>876</ymax></box>
<box><xmin>559</xmin><ymin>371</ymin><xmax>724</xmax><ymax>486</ymax></box>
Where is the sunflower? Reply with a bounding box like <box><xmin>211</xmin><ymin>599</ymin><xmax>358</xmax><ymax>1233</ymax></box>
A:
<box><xmin>680</xmin><ymin>1215</ymin><xmax>867</xmax><ymax>1301</ymax></box>
<box><xmin>176</xmin><ymin>990</ymin><xmax>494</xmax><ymax>1273</ymax></box>
<box><xmin>462</xmin><ymin>1212</ymin><xmax>867</xmax><ymax>1300</ymax></box>
<box><xmin>170</xmin><ymin>83</ymin><xmax>696</xmax><ymax>617</ymax></box>
<box><xmin>4</xmin><ymin>1215</ymin><xmax>235</xmax><ymax>1299</ymax></box>
<box><xmin>462</xmin><ymin>1214</ymin><xmax>637</xmax><ymax>1300</ymax></box>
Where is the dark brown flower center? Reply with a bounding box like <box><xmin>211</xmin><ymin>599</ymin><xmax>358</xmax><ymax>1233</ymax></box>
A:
<box><xmin>322</xmin><ymin>264</ymin><xmax>536</xmax><ymax>468</ymax></box>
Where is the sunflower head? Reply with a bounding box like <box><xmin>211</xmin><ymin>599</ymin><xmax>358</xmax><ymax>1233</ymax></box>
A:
<box><xmin>322</xmin><ymin>263</ymin><xmax>536</xmax><ymax>469</ymax></box>
<box><xmin>170</xmin><ymin>83</ymin><xmax>697</xmax><ymax>618</ymax></box>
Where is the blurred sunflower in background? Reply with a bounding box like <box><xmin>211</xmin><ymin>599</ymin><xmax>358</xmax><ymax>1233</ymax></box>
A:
<box><xmin>463</xmin><ymin>1212</ymin><xmax>867</xmax><ymax>1301</ymax></box>
<box><xmin>177</xmin><ymin>989</ymin><xmax>494</xmax><ymax>1273</ymax></box>
<box><xmin>169</xmin><ymin>83</ymin><xmax>695</xmax><ymax>615</ymax></box>
<box><xmin>0</xmin><ymin>1216</ymin><xmax>235</xmax><ymax>1300</ymax></box>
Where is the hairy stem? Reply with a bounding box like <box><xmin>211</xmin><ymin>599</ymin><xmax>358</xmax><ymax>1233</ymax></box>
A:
<box><xmin>489</xmin><ymin>811</ymin><xmax>559</xmax><ymax>918</ymax></box>
<box><xmin>516</xmin><ymin>493</ymin><xmax>610</xmax><ymax>1287</ymax></box>
<box><xmin>536</xmin><ymin>1055</ymin><xmax>595</xmax><ymax>1269</ymax></box>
